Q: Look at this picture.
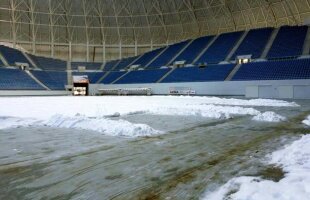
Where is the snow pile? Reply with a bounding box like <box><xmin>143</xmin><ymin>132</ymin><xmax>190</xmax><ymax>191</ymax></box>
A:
<box><xmin>202</xmin><ymin>134</ymin><xmax>310</xmax><ymax>200</ymax></box>
<box><xmin>252</xmin><ymin>112</ymin><xmax>286</xmax><ymax>122</ymax></box>
<box><xmin>44</xmin><ymin>114</ymin><xmax>161</xmax><ymax>137</ymax></box>
<box><xmin>302</xmin><ymin>115</ymin><xmax>310</xmax><ymax>126</ymax></box>
<box><xmin>0</xmin><ymin>115</ymin><xmax>161</xmax><ymax>137</ymax></box>
<box><xmin>0</xmin><ymin>96</ymin><xmax>293</xmax><ymax>135</ymax></box>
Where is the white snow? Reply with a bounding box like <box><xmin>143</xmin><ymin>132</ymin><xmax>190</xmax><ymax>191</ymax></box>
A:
<box><xmin>0</xmin><ymin>96</ymin><xmax>293</xmax><ymax>136</ymax></box>
<box><xmin>202</xmin><ymin>134</ymin><xmax>310</xmax><ymax>200</ymax></box>
<box><xmin>302</xmin><ymin>115</ymin><xmax>310</xmax><ymax>126</ymax></box>
<box><xmin>252</xmin><ymin>112</ymin><xmax>286</xmax><ymax>122</ymax></box>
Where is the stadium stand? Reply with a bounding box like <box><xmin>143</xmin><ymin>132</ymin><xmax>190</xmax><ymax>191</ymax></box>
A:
<box><xmin>72</xmin><ymin>72</ymin><xmax>105</xmax><ymax>83</ymax></box>
<box><xmin>103</xmin><ymin>60</ymin><xmax>120</xmax><ymax>71</ymax></box>
<box><xmin>71</xmin><ymin>62</ymin><xmax>102</xmax><ymax>70</ymax></box>
<box><xmin>31</xmin><ymin>70</ymin><xmax>67</xmax><ymax>90</ymax></box>
<box><xmin>0</xmin><ymin>58</ymin><xmax>4</xmax><ymax>66</ymax></box>
<box><xmin>162</xmin><ymin>64</ymin><xmax>235</xmax><ymax>83</ymax></box>
<box><xmin>172</xmin><ymin>36</ymin><xmax>214</xmax><ymax>64</ymax></box>
<box><xmin>115</xmin><ymin>69</ymin><xmax>170</xmax><ymax>84</ymax></box>
<box><xmin>147</xmin><ymin>40</ymin><xmax>190</xmax><ymax>68</ymax></box>
<box><xmin>0</xmin><ymin>68</ymin><xmax>43</xmax><ymax>90</ymax></box>
<box><xmin>267</xmin><ymin>26</ymin><xmax>308</xmax><ymax>59</ymax></box>
<box><xmin>195</xmin><ymin>31</ymin><xmax>243</xmax><ymax>64</ymax></box>
<box><xmin>113</xmin><ymin>56</ymin><xmax>139</xmax><ymax>70</ymax></box>
<box><xmin>232</xmin><ymin>28</ymin><xmax>273</xmax><ymax>59</ymax></box>
<box><xmin>30</xmin><ymin>55</ymin><xmax>67</xmax><ymax>71</ymax></box>
<box><xmin>100</xmin><ymin>71</ymin><xmax>126</xmax><ymax>84</ymax></box>
<box><xmin>231</xmin><ymin>58</ymin><xmax>310</xmax><ymax>81</ymax></box>
<box><xmin>132</xmin><ymin>47</ymin><xmax>165</xmax><ymax>67</ymax></box>
<box><xmin>0</xmin><ymin>45</ymin><xmax>32</xmax><ymax>66</ymax></box>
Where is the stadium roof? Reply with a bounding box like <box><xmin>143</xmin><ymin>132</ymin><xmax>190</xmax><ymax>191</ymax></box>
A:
<box><xmin>0</xmin><ymin>0</ymin><xmax>309</xmax><ymax>46</ymax></box>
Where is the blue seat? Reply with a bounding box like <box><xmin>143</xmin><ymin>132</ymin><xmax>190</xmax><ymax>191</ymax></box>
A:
<box><xmin>103</xmin><ymin>60</ymin><xmax>120</xmax><ymax>71</ymax></box>
<box><xmin>0</xmin><ymin>68</ymin><xmax>43</xmax><ymax>90</ymax></box>
<box><xmin>162</xmin><ymin>64</ymin><xmax>235</xmax><ymax>83</ymax></box>
<box><xmin>148</xmin><ymin>40</ymin><xmax>190</xmax><ymax>68</ymax></box>
<box><xmin>30</xmin><ymin>55</ymin><xmax>67</xmax><ymax>71</ymax></box>
<box><xmin>172</xmin><ymin>36</ymin><xmax>214</xmax><ymax>64</ymax></box>
<box><xmin>232</xmin><ymin>59</ymin><xmax>310</xmax><ymax>81</ymax></box>
<box><xmin>100</xmin><ymin>71</ymin><xmax>126</xmax><ymax>84</ymax></box>
<box><xmin>195</xmin><ymin>31</ymin><xmax>243</xmax><ymax>64</ymax></box>
<box><xmin>132</xmin><ymin>47</ymin><xmax>165</xmax><ymax>67</ymax></box>
<box><xmin>267</xmin><ymin>26</ymin><xmax>308</xmax><ymax>59</ymax></box>
<box><xmin>32</xmin><ymin>70</ymin><xmax>67</xmax><ymax>90</ymax></box>
<box><xmin>115</xmin><ymin>69</ymin><xmax>170</xmax><ymax>84</ymax></box>
<box><xmin>232</xmin><ymin>28</ymin><xmax>273</xmax><ymax>59</ymax></box>
<box><xmin>0</xmin><ymin>45</ymin><xmax>32</xmax><ymax>67</ymax></box>
<box><xmin>71</xmin><ymin>62</ymin><xmax>102</xmax><ymax>70</ymax></box>
<box><xmin>113</xmin><ymin>56</ymin><xmax>139</xmax><ymax>70</ymax></box>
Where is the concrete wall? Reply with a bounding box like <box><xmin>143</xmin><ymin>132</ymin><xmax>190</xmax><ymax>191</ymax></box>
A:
<box><xmin>0</xmin><ymin>90</ymin><xmax>71</xmax><ymax>96</ymax></box>
<box><xmin>90</xmin><ymin>79</ymin><xmax>310</xmax><ymax>99</ymax></box>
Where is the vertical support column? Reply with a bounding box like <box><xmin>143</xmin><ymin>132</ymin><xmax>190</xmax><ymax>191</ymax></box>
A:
<box><xmin>135</xmin><ymin>40</ymin><xmax>138</xmax><ymax>56</ymax></box>
<box><xmin>9</xmin><ymin>0</ymin><xmax>17</xmax><ymax>48</ymax></box>
<box><xmin>102</xmin><ymin>43</ymin><xmax>106</xmax><ymax>63</ymax></box>
<box><xmin>86</xmin><ymin>42</ymin><xmax>89</xmax><ymax>62</ymax></box>
<box><xmin>68</xmin><ymin>41</ymin><xmax>72</xmax><ymax>61</ymax></box>
<box><xmin>119</xmin><ymin>41</ymin><xmax>122</xmax><ymax>59</ymax></box>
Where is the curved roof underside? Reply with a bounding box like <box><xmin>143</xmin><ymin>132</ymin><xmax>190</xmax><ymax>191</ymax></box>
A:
<box><xmin>0</xmin><ymin>0</ymin><xmax>310</xmax><ymax>46</ymax></box>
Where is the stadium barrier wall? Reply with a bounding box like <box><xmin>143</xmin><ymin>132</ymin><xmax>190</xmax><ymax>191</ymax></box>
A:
<box><xmin>90</xmin><ymin>79</ymin><xmax>310</xmax><ymax>99</ymax></box>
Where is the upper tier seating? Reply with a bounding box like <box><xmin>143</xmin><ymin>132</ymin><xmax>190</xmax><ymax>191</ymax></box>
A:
<box><xmin>31</xmin><ymin>70</ymin><xmax>67</xmax><ymax>90</ymax></box>
<box><xmin>195</xmin><ymin>31</ymin><xmax>243</xmax><ymax>64</ymax></box>
<box><xmin>267</xmin><ymin>26</ymin><xmax>308</xmax><ymax>59</ymax></box>
<box><xmin>148</xmin><ymin>40</ymin><xmax>190</xmax><ymax>68</ymax></box>
<box><xmin>72</xmin><ymin>72</ymin><xmax>105</xmax><ymax>83</ymax></box>
<box><xmin>0</xmin><ymin>45</ymin><xmax>32</xmax><ymax>67</ymax></box>
<box><xmin>162</xmin><ymin>64</ymin><xmax>235</xmax><ymax>83</ymax></box>
<box><xmin>132</xmin><ymin>47</ymin><xmax>165</xmax><ymax>67</ymax></box>
<box><xmin>0</xmin><ymin>68</ymin><xmax>43</xmax><ymax>90</ymax></box>
<box><xmin>100</xmin><ymin>71</ymin><xmax>126</xmax><ymax>84</ymax></box>
<box><xmin>0</xmin><ymin>58</ymin><xmax>4</xmax><ymax>66</ymax></box>
<box><xmin>114</xmin><ymin>56</ymin><xmax>139</xmax><ymax>70</ymax></box>
<box><xmin>115</xmin><ymin>69</ymin><xmax>170</xmax><ymax>84</ymax></box>
<box><xmin>30</xmin><ymin>55</ymin><xmax>67</xmax><ymax>71</ymax></box>
<box><xmin>71</xmin><ymin>62</ymin><xmax>102</xmax><ymax>70</ymax></box>
<box><xmin>172</xmin><ymin>36</ymin><xmax>214</xmax><ymax>64</ymax></box>
<box><xmin>103</xmin><ymin>60</ymin><xmax>120</xmax><ymax>71</ymax></box>
<box><xmin>232</xmin><ymin>28</ymin><xmax>273</xmax><ymax>59</ymax></box>
<box><xmin>232</xmin><ymin>59</ymin><xmax>310</xmax><ymax>81</ymax></box>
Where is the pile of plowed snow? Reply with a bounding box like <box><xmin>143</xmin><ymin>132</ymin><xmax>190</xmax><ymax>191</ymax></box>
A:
<box><xmin>0</xmin><ymin>96</ymin><xmax>297</xmax><ymax>137</ymax></box>
<box><xmin>203</xmin><ymin>134</ymin><xmax>310</xmax><ymax>200</ymax></box>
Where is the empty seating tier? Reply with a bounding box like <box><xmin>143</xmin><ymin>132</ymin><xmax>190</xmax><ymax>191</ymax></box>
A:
<box><xmin>103</xmin><ymin>60</ymin><xmax>120</xmax><ymax>71</ymax></box>
<box><xmin>172</xmin><ymin>36</ymin><xmax>214</xmax><ymax>64</ymax></box>
<box><xmin>72</xmin><ymin>72</ymin><xmax>105</xmax><ymax>83</ymax></box>
<box><xmin>71</xmin><ymin>62</ymin><xmax>102</xmax><ymax>70</ymax></box>
<box><xmin>232</xmin><ymin>59</ymin><xmax>310</xmax><ymax>81</ymax></box>
<box><xmin>148</xmin><ymin>41</ymin><xmax>190</xmax><ymax>68</ymax></box>
<box><xmin>132</xmin><ymin>47</ymin><xmax>165</xmax><ymax>67</ymax></box>
<box><xmin>32</xmin><ymin>71</ymin><xmax>67</xmax><ymax>90</ymax></box>
<box><xmin>162</xmin><ymin>64</ymin><xmax>235</xmax><ymax>83</ymax></box>
<box><xmin>114</xmin><ymin>56</ymin><xmax>139</xmax><ymax>70</ymax></box>
<box><xmin>100</xmin><ymin>71</ymin><xmax>126</xmax><ymax>84</ymax></box>
<box><xmin>195</xmin><ymin>31</ymin><xmax>243</xmax><ymax>64</ymax></box>
<box><xmin>115</xmin><ymin>69</ymin><xmax>170</xmax><ymax>84</ymax></box>
<box><xmin>267</xmin><ymin>26</ymin><xmax>308</xmax><ymax>59</ymax></box>
<box><xmin>0</xmin><ymin>68</ymin><xmax>43</xmax><ymax>90</ymax></box>
<box><xmin>232</xmin><ymin>28</ymin><xmax>273</xmax><ymax>59</ymax></box>
<box><xmin>30</xmin><ymin>55</ymin><xmax>67</xmax><ymax>71</ymax></box>
<box><xmin>0</xmin><ymin>45</ymin><xmax>32</xmax><ymax>67</ymax></box>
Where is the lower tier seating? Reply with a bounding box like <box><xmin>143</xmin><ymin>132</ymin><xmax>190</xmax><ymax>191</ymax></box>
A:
<box><xmin>0</xmin><ymin>68</ymin><xmax>43</xmax><ymax>90</ymax></box>
<box><xmin>100</xmin><ymin>71</ymin><xmax>126</xmax><ymax>84</ymax></box>
<box><xmin>162</xmin><ymin>64</ymin><xmax>235</xmax><ymax>83</ymax></box>
<box><xmin>31</xmin><ymin>70</ymin><xmax>67</xmax><ymax>90</ymax></box>
<box><xmin>232</xmin><ymin>59</ymin><xmax>310</xmax><ymax>81</ymax></box>
<box><xmin>115</xmin><ymin>69</ymin><xmax>170</xmax><ymax>84</ymax></box>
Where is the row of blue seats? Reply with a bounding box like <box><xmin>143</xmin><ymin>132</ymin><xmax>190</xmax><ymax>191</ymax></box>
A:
<box><xmin>0</xmin><ymin>68</ymin><xmax>43</xmax><ymax>90</ymax></box>
<box><xmin>71</xmin><ymin>62</ymin><xmax>102</xmax><ymax>70</ymax></box>
<box><xmin>0</xmin><ymin>45</ymin><xmax>32</xmax><ymax>67</ymax></box>
<box><xmin>30</xmin><ymin>55</ymin><xmax>67</xmax><ymax>71</ymax></box>
<box><xmin>232</xmin><ymin>58</ymin><xmax>310</xmax><ymax>81</ymax></box>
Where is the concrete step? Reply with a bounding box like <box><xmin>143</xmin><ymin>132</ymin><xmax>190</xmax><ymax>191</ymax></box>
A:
<box><xmin>225</xmin><ymin>31</ymin><xmax>249</xmax><ymax>61</ymax></box>
<box><xmin>260</xmin><ymin>27</ymin><xmax>280</xmax><ymax>59</ymax></box>
<box><xmin>157</xmin><ymin>67</ymin><xmax>176</xmax><ymax>83</ymax></box>
<box><xmin>303</xmin><ymin>25</ymin><xmax>310</xmax><ymax>55</ymax></box>
<box><xmin>167</xmin><ymin>40</ymin><xmax>194</xmax><ymax>66</ymax></box>
<box><xmin>225</xmin><ymin>63</ymin><xmax>242</xmax><ymax>81</ymax></box>
<box><xmin>26</xmin><ymin>70</ymin><xmax>51</xmax><ymax>90</ymax></box>
<box><xmin>192</xmin><ymin>35</ymin><xmax>219</xmax><ymax>64</ymax></box>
